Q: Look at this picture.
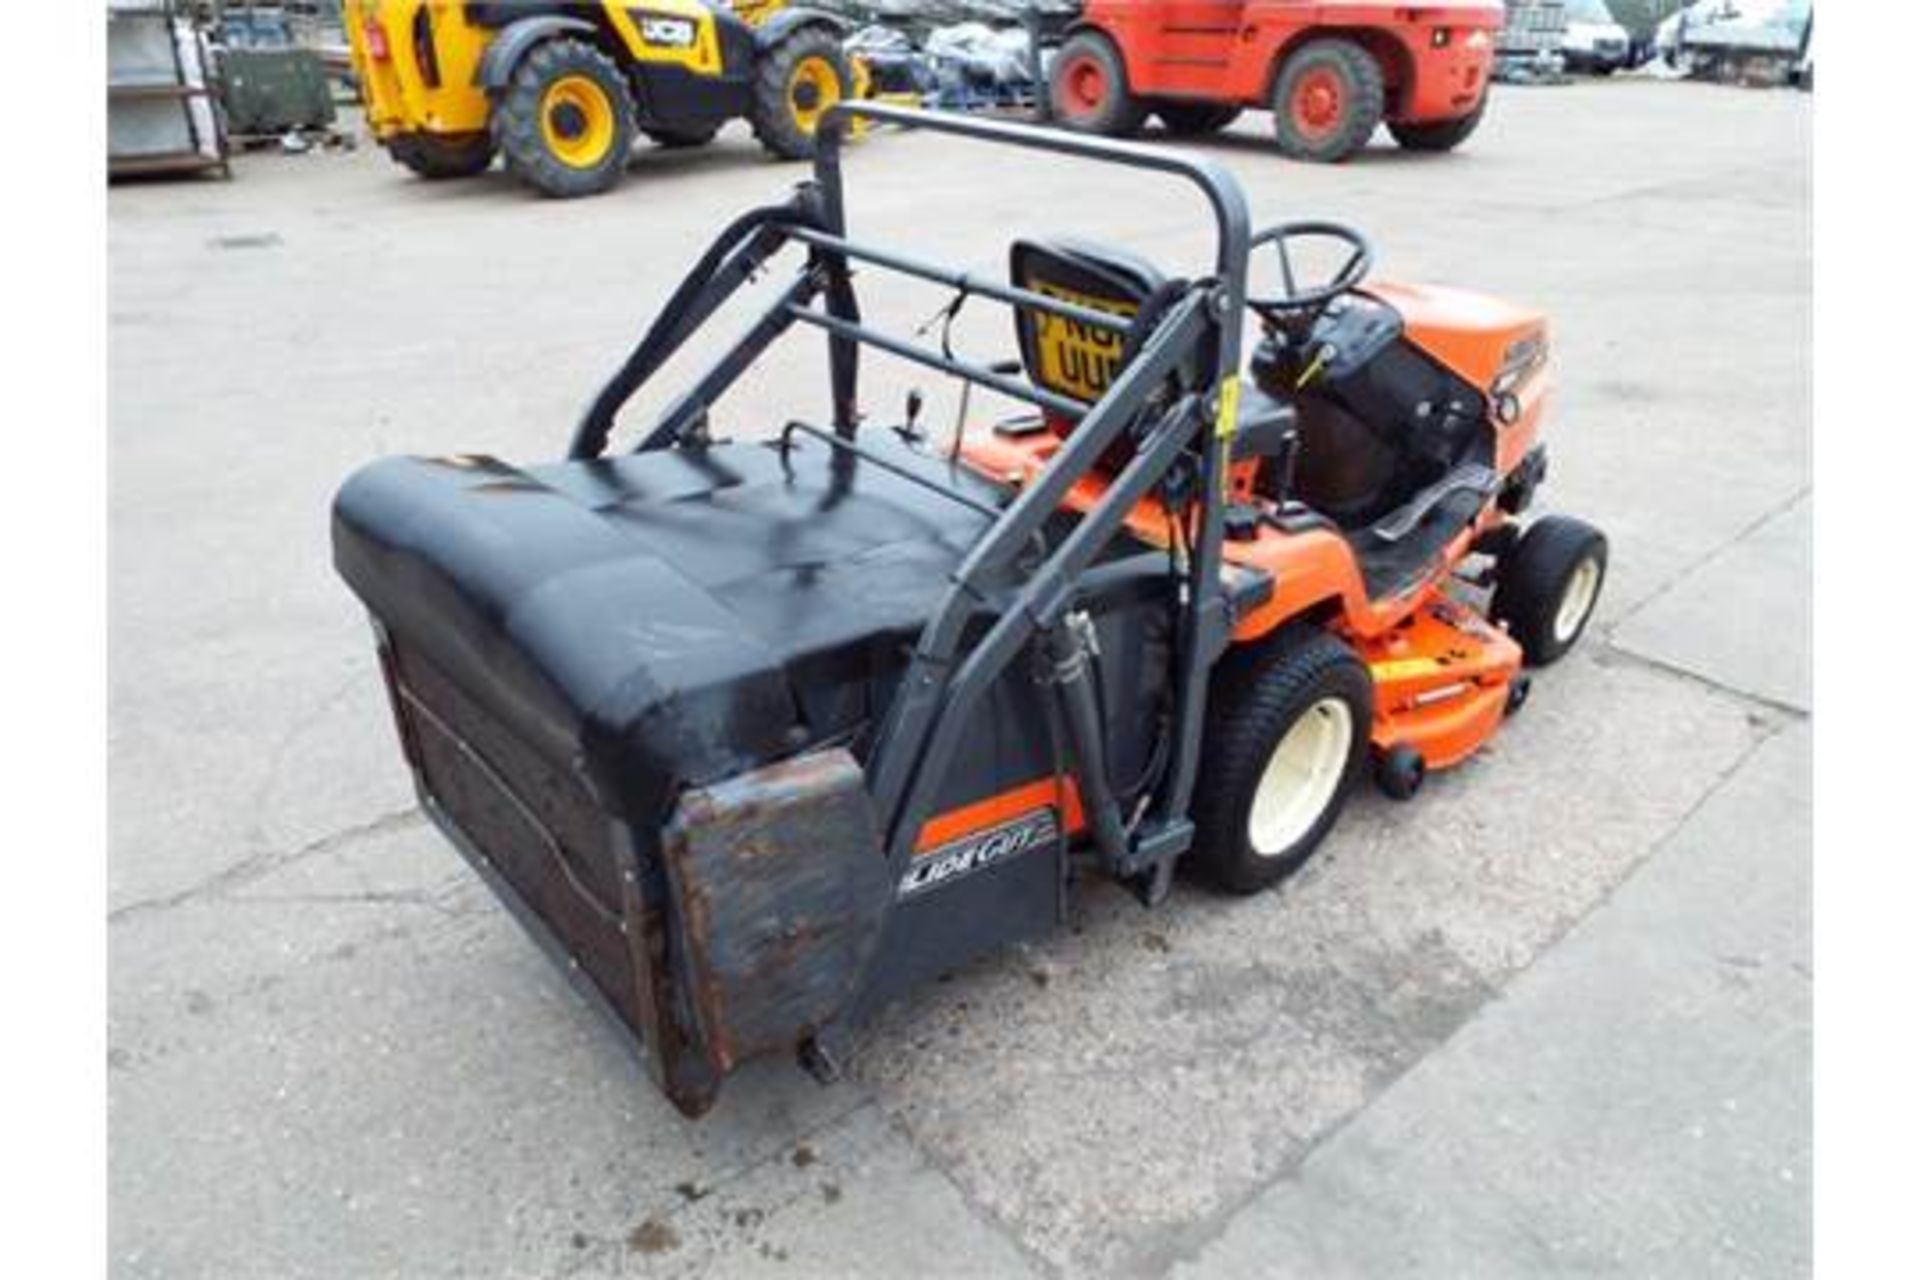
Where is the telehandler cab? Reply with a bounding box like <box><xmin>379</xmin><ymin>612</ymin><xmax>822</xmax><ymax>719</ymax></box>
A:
<box><xmin>334</xmin><ymin>105</ymin><xmax>1606</xmax><ymax>1115</ymax></box>
<box><xmin>343</xmin><ymin>0</ymin><xmax>857</xmax><ymax>197</ymax></box>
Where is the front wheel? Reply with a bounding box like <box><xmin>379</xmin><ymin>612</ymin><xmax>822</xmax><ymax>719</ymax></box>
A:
<box><xmin>752</xmin><ymin>27</ymin><xmax>852</xmax><ymax>160</ymax></box>
<box><xmin>494</xmin><ymin>38</ymin><xmax>636</xmax><ymax>198</ymax></box>
<box><xmin>1387</xmin><ymin>96</ymin><xmax>1488</xmax><ymax>152</ymax></box>
<box><xmin>1270</xmin><ymin>38</ymin><xmax>1385</xmax><ymax>162</ymax></box>
<box><xmin>1189</xmin><ymin>630</ymin><xmax>1373</xmax><ymax>894</ymax></box>
<box><xmin>1491</xmin><ymin>515</ymin><xmax>1609</xmax><ymax>666</ymax></box>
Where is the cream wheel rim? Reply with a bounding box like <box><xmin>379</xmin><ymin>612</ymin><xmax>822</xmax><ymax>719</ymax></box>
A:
<box><xmin>1553</xmin><ymin>556</ymin><xmax>1602</xmax><ymax>645</ymax></box>
<box><xmin>1248</xmin><ymin>697</ymin><xmax>1353</xmax><ymax>856</ymax></box>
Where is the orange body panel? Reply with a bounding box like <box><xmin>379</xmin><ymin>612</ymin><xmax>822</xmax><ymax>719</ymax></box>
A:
<box><xmin>1353</xmin><ymin>597</ymin><xmax>1521</xmax><ymax>768</ymax></box>
<box><xmin>1364</xmin><ymin>281</ymin><xmax>1552</xmax><ymax>475</ymax></box>
<box><xmin>1364</xmin><ymin>281</ymin><xmax>1544</xmax><ymax>389</ymax></box>
<box><xmin>1081</xmin><ymin>0</ymin><xmax>1501</xmax><ymax>121</ymax></box>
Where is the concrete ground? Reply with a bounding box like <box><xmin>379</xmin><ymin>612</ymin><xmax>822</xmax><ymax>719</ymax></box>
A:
<box><xmin>108</xmin><ymin>79</ymin><xmax>1810</xmax><ymax>1278</ymax></box>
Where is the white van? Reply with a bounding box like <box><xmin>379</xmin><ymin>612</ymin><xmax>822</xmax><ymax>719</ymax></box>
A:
<box><xmin>1560</xmin><ymin>0</ymin><xmax>1633</xmax><ymax>75</ymax></box>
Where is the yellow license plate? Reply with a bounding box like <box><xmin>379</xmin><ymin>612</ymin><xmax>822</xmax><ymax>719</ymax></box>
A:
<box><xmin>1030</xmin><ymin>282</ymin><xmax>1137</xmax><ymax>402</ymax></box>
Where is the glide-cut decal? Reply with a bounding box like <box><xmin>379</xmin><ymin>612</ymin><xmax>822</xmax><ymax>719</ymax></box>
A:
<box><xmin>897</xmin><ymin>808</ymin><xmax>1058</xmax><ymax>899</ymax></box>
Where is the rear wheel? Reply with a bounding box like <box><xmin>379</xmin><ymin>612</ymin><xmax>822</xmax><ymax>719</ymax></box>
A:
<box><xmin>1050</xmin><ymin>32</ymin><xmax>1146</xmax><ymax>137</ymax></box>
<box><xmin>494</xmin><ymin>38</ymin><xmax>636</xmax><ymax>198</ymax></box>
<box><xmin>387</xmin><ymin>132</ymin><xmax>495</xmax><ymax>180</ymax></box>
<box><xmin>1491</xmin><ymin>515</ymin><xmax>1609</xmax><ymax>666</ymax></box>
<box><xmin>752</xmin><ymin>26</ymin><xmax>851</xmax><ymax>160</ymax></box>
<box><xmin>1270</xmin><ymin>38</ymin><xmax>1385</xmax><ymax>163</ymax></box>
<box><xmin>1387</xmin><ymin>96</ymin><xmax>1488</xmax><ymax>152</ymax></box>
<box><xmin>1155</xmin><ymin>101</ymin><xmax>1241</xmax><ymax>136</ymax></box>
<box><xmin>1189</xmin><ymin>630</ymin><xmax>1373</xmax><ymax>894</ymax></box>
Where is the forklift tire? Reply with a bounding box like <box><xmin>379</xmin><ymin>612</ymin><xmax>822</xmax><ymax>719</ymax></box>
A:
<box><xmin>1189</xmin><ymin>630</ymin><xmax>1373</xmax><ymax>894</ymax></box>
<box><xmin>1270</xmin><ymin>39</ymin><xmax>1385</xmax><ymax>163</ymax></box>
<box><xmin>646</xmin><ymin>126</ymin><xmax>720</xmax><ymax>149</ymax></box>
<box><xmin>494</xmin><ymin>38</ymin><xmax>637</xmax><ymax>198</ymax></box>
<box><xmin>751</xmin><ymin>27</ymin><xmax>852</xmax><ymax>161</ymax></box>
<box><xmin>1156</xmin><ymin>102</ymin><xmax>1241</xmax><ymax>136</ymax></box>
<box><xmin>1050</xmin><ymin>32</ymin><xmax>1147</xmax><ymax>137</ymax></box>
<box><xmin>388</xmin><ymin>133</ymin><xmax>496</xmax><ymax>180</ymax></box>
<box><xmin>1387</xmin><ymin>96</ymin><xmax>1488</xmax><ymax>152</ymax></box>
<box><xmin>1491</xmin><ymin>515</ymin><xmax>1609</xmax><ymax>667</ymax></box>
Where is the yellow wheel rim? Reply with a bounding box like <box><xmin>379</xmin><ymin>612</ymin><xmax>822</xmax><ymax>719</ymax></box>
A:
<box><xmin>539</xmin><ymin>74</ymin><xmax>617</xmax><ymax>169</ymax></box>
<box><xmin>787</xmin><ymin>55</ymin><xmax>842</xmax><ymax>135</ymax></box>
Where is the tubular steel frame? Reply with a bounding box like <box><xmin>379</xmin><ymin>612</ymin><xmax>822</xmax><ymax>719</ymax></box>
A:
<box><xmin>571</xmin><ymin>103</ymin><xmax>1256</xmax><ymax>887</ymax></box>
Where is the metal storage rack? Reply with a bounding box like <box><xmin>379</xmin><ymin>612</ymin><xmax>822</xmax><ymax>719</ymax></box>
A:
<box><xmin>108</xmin><ymin>0</ymin><xmax>231</xmax><ymax>179</ymax></box>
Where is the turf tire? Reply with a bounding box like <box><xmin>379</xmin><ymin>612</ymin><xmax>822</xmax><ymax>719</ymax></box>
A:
<box><xmin>387</xmin><ymin>132</ymin><xmax>496</xmax><ymax>180</ymax></box>
<box><xmin>1490</xmin><ymin>515</ymin><xmax>1609</xmax><ymax>666</ymax></box>
<box><xmin>494</xmin><ymin>38</ymin><xmax>636</xmax><ymax>198</ymax></box>
<box><xmin>1189</xmin><ymin>630</ymin><xmax>1373</xmax><ymax>894</ymax></box>
<box><xmin>1270</xmin><ymin>38</ymin><xmax>1385</xmax><ymax>163</ymax></box>
<box><xmin>1155</xmin><ymin>101</ymin><xmax>1241</xmax><ymax>135</ymax></box>
<box><xmin>1387</xmin><ymin>96</ymin><xmax>1488</xmax><ymax>152</ymax></box>
<box><xmin>1049</xmin><ymin>32</ymin><xmax>1147</xmax><ymax>137</ymax></box>
<box><xmin>750</xmin><ymin>27</ymin><xmax>852</xmax><ymax>161</ymax></box>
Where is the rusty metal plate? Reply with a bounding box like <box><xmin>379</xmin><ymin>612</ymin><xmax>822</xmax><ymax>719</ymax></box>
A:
<box><xmin>661</xmin><ymin>749</ymin><xmax>891</xmax><ymax>1075</ymax></box>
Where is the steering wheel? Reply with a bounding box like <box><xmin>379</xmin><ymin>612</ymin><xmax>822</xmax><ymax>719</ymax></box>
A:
<box><xmin>1245</xmin><ymin>221</ymin><xmax>1374</xmax><ymax>319</ymax></box>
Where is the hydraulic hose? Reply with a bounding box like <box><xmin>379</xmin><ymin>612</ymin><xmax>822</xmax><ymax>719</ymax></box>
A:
<box><xmin>1045</xmin><ymin>611</ymin><xmax>1132</xmax><ymax>874</ymax></box>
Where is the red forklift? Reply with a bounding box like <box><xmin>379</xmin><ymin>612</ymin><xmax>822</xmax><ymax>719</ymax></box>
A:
<box><xmin>1048</xmin><ymin>1</ymin><xmax>1502</xmax><ymax>161</ymax></box>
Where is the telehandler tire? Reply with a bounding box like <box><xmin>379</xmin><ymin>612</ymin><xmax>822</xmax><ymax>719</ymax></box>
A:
<box><xmin>1491</xmin><ymin>515</ymin><xmax>1608</xmax><ymax>666</ymax></box>
<box><xmin>388</xmin><ymin>132</ymin><xmax>495</xmax><ymax>180</ymax></box>
<box><xmin>494</xmin><ymin>38</ymin><xmax>637</xmax><ymax>198</ymax></box>
<box><xmin>751</xmin><ymin>27</ymin><xmax>852</xmax><ymax>161</ymax></box>
<box><xmin>1190</xmin><ymin>630</ymin><xmax>1373</xmax><ymax>894</ymax></box>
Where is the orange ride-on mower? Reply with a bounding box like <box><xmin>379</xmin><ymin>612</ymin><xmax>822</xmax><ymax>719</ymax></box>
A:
<box><xmin>332</xmin><ymin>105</ymin><xmax>1604</xmax><ymax>1116</ymax></box>
<box><xmin>1049</xmin><ymin>1</ymin><xmax>1501</xmax><ymax>161</ymax></box>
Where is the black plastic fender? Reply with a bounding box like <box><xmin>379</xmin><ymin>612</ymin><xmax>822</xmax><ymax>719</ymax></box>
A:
<box><xmin>752</xmin><ymin>7</ymin><xmax>850</xmax><ymax>52</ymax></box>
<box><xmin>477</xmin><ymin>15</ymin><xmax>597</xmax><ymax>91</ymax></box>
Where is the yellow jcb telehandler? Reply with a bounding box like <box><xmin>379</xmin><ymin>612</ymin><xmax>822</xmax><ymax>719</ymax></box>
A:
<box><xmin>343</xmin><ymin>1</ymin><xmax>860</xmax><ymax>197</ymax></box>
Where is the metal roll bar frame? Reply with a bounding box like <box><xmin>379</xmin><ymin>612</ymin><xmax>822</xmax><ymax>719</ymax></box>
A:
<box><xmin>572</xmin><ymin>103</ymin><xmax>1257</xmax><ymax>900</ymax></box>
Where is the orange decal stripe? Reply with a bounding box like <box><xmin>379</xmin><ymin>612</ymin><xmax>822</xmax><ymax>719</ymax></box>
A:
<box><xmin>913</xmin><ymin>778</ymin><xmax>1086</xmax><ymax>854</ymax></box>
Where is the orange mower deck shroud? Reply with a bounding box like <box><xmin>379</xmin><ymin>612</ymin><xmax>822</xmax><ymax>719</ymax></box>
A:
<box><xmin>960</xmin><ymin>279</ymin><xmax>1549</xmax><ymax>775</ymax></box>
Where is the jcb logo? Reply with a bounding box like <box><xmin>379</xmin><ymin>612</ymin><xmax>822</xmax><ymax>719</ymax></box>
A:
<box><xmin>1032</xmin><ymin>282</ymin><xmax>1136</xmax><ymax>402</ymax></box>
<box><xmin>898</xmin><ymin>809</ymin><xmax>1058</xmax><ymax>899</ymax></box>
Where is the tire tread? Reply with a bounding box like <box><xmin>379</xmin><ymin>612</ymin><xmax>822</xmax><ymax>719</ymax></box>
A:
<box><xmin>1189</xmin><ymin>629</ymin><xmax>1372</xmax><ymax>894</ymax></box>
<box><xmin>1271</xmin><ymin>38</ymin><xmax>1385</xmax><ymax>162</ymax></box>
<box><xmin>493</xmin><ymin>38</ymin><xmax>636</xmax><ymax>199</ymax></box>
<box><xmin>1490</xmin><ymin>514</ymin><xmax>1608</xmax><ymax>666</ymax></box>
<box><xmin>750</xmin><ymin>27</ymin><xmax>850</xmax><ymax>160</ymax></box>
